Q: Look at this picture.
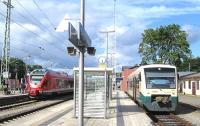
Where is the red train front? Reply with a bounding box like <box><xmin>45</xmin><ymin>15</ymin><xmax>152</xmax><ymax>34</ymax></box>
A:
<box><xmin>27</xmin><ymin>69</ymin><xmax>73</xmax><ymax>98</ymax></box>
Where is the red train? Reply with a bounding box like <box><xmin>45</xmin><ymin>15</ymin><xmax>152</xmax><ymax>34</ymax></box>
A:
<box><xmin>27</xmin><ymin>69</ymin><xmax>73</xmax><ymax>98</ymax></box>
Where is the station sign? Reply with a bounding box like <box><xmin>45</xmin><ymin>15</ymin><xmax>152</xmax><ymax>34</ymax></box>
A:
<box><xmin>68</xmin><ymin>22</ymin><xmax>79</xmax><ymax>48</ymax></box>
<box><xmin>68</xmin><ymin>22</ymin><xmax>91</xmax><ymax>48</ymax></box>
<box><xmin>78</xmin><ymin>22</ymin><xmax>91</xmax><ymax>47</ymax></box>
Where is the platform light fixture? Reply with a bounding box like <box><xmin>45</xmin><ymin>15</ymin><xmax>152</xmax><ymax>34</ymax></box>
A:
<box><xmin>87</xmin><ymin>47</ymin><xmax>96</xmax><ymax>56</ymax></box>
<box><xmin>67</xmin><ymin>47</ymin><xmax>77</xmax><ymax>56</ymax></box>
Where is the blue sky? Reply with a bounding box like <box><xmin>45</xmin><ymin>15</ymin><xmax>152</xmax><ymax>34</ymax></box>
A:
<box><xmin>0</xmin><ymin>0</ymin><xmax>200</xmax><ymax>72</ymax></box>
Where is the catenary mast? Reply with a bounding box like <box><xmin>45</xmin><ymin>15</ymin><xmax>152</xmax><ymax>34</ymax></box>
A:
<box><xmin>0</xmin><ymin>0</ymin><xmax>13</xmax><ymax>90</ymax></box>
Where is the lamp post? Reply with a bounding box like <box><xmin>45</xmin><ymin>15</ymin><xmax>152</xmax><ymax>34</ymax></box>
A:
<box><xmin>100</xmin><ymin>30</ymin><xmax>114</xmax><ymax>116</ymax></box>
<box><xmin>99</xmin><ymin>30</ymin><xmax>115</xmax><ymax>68</ymax></box>
<box><xmin>113</xmin><ymin>0</ymin><xmax>117</xmax><ymax>92</ymax></box>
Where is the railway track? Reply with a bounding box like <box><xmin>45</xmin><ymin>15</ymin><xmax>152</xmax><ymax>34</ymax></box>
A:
<box><xmin>0</xmin><ymin>100</ymin><xmax>38</xmax><ymax>111</ymax></box>
<box><xmin>0</xmin><ymin>95</ymin><xmax>73</xmax><ymax>123</ymax></box>
<box><xmin>149</xmin><ymin>113</ymin><xmax>193</xmax><ymax>126</ymax></box>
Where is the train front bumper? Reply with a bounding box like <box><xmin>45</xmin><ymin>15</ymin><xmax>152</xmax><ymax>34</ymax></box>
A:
<box><xmin>141</xmin><ymin>95</ymin><xmax>178</xmax><ymax>112</ymax></box>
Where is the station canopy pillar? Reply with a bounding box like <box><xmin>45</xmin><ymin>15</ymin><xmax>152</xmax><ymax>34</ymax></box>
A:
<box><xmin>73</xmin><ymin>67</ymin><xmax>113</xmax><ymax>118</ymax></box>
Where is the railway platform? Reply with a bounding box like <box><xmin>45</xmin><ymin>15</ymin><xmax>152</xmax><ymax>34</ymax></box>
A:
<box><xmin>0</xmin><ymin>91</ymin><xmax>27</xmax><ymax>99</ymax></box>
<box><xmin>0</xmin><ymin>91</ymin><xmax>28</xmax><ymax>106</ymax></box>
<box><xmin>43</xmin><ymin>91</ymin><xmax>153</xmax><ymax>126</ymax></box>
<box><xmin>178</xmin><ymin>93</ymin><xmax>200</xmax><ymax>109</ymax></box>
<box><xmin>2</xmin><ymin>90</ymin><xmax>154</xmax><ymax>126</ymax></box>
<box><xmin>59</xmin><ymin>90</ymin><xmax>154</xmax><ymax>126</ymax></box>
<box><xmin>0</xmin><ymin>91</ymin><xmax>27</xmax><ymax>97</ymax></box>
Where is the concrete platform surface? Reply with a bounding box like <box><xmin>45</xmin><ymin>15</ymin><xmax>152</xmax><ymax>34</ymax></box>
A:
<box><xmin>0</xmin><ymin>91</ymin><xmax>27</xmax><ymax>98</ymax></box>
<box><xmin>179</xmin><ymin>93</ymin><xmax>200</xmax><ymax>108</ymax></box>
<box><xmin>1</xmin><ymin>91</ymin><xmax>154</xmax><ymax>126</ymax></box>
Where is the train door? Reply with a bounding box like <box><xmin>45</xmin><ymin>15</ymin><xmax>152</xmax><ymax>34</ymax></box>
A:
<box><xmin>136</xmin><ymin>73</ymin><xmax>141</xmax><ymax>101</ymax></box>
<box><xmin>133</xmin><ymin>78</ymin><xmax>136</xmax><ymax>100</ymax></box>
<box><xmin>192</xmin><ymin>82</ymin><xmax>196</xmax><ymax>95</ymax></box>
<box><xmin>43</xmin><ymin>79</ymin><xmax>49</xmax><ymax>90</ymax></box>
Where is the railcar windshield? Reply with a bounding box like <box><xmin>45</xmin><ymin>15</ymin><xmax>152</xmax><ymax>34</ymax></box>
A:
<box><xmin>31</xmin><ymin>75</ymin><xmax>44</xmax><ymax>84</ymax></box>
<box><xmin>145</xmin><ymin>67</ymin><xmax>176</xmax><ymax>89</ymax></box>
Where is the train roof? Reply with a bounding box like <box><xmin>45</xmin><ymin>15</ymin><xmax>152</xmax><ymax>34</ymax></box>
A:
<box><xmin>30</xmin><ymin>69</ymin><xmax>72</xmax><ymax>78</ymax></box>
<box><xmin>128</xmin><ymin>64</ymin><xmax>176</xmax><ymax>78</ymax></box>
<box><xmin>30</xmin><ymin>69</ymin><xmax>48</xmax><ymax>75</ymax></box>
<box><xmin>139</xmin><ymin>64</ymin><xmax>176</xmax><ymax>69</ymax></box>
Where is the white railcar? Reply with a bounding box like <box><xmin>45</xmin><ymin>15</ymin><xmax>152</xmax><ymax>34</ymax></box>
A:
<box><xmin>127</xmin><ymin>64</ymin><xmax>178</xmax><ymax>112</ymax></box>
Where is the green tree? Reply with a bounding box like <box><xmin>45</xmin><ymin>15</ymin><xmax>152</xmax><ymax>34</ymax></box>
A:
<box><xmin>139</xmin><ymin>24</ymin><xmax>191</xmax><ymax>67</ymax></box>
<box><xmin>179</xmin><ymin>57</ymin><xmax>200</xmax><ymax>72</ymax></box>
<box><xmin>27</xmin><ymin>64</ymin><xmax>43</xmax><ymax>72</ymax></box>
<box><xmin>9</xmin><ymin>57</ymin><xmax>26</xmax><ymax>79</ymax></box>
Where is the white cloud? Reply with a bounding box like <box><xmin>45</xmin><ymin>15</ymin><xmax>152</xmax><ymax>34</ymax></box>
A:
<box><xmin>122</xmin><ymin>6</ymin><xmax>200</xmax><ymax>19</ymax></box>
<box><xmin>121</xmin><ymin>0</ymin><xmax>200</xmax><ymax>5</ymax></box>
<box><xmin>1</xmin><ymin>0</ymin><xmax>200</xmax><ymax>71</ymax></box>
<box><xmin>182</xmin><ymin>25</ymin><xmax>200</xmax><ymax>43</ymax></box>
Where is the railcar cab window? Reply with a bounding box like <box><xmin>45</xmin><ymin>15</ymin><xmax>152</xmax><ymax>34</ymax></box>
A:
<box><xmin>145</xmin><ymin>67</ymin><xmax>176</xmax><ymax>89</ymax></box>
<box><xmin>31</xmin><ymin>75</ymin><xmax>44</xmax><ymax>84</ymax></box>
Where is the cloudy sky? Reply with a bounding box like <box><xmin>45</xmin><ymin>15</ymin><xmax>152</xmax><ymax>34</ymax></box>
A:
<box><xmin>0</xmin><ymin>0</ymin><xmax>200</xmax><ymax>72</ymax></box>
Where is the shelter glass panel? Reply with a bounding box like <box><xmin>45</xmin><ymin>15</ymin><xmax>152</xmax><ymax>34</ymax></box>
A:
<box><xmin>74</xmin><ymin>70</ymin><xmax>112</xmax><ymax>118</ymax></box>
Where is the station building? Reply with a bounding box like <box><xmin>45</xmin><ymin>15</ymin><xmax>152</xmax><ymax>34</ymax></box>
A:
<box><xmin>179</xmin><ymin>72</ymin><xmax>200</xmax><ymax>96</ymax></box>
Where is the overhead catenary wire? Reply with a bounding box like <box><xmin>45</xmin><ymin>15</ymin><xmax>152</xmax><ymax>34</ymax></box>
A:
<box><xmin>0</xmin><ymin>33</ymin><xmax>40</xmax><ymax>53</ymax></box>
<box><xmin>2</xmin><ymin>1</ymin><xmax>66</xmax><ymax>47</ymax></box>
<box><xmin>0</xmin><ymin>32</ymin><xmax>67</xmax><ymax>63</ymax></box>
<box><xmin>0</xmin><ymin>1</ymin><xmax>70</xmax><ymax>67</ymax></box>
<box><xmin>0</xmin><ymin>10</ymin><xmax>67</xmax><ymax>54</ymax></box>
<box><xmin>32</xmin><ymin>0</ymin><xmax>55</xmax><ymax>29</ymax></box>
<box><xmin>0</xmin><ymin>30</ymin><xmax>45</xmax><ymax>51</ymax></box>
<box><xmin>14</xmin><ymin>0</ymin><xmax>66</xmax><ymax>43</ymax></box>
<box><xmin>0</xmin><ymin>35</ymin><xmax>66</xmax><ymax>66</ymax></box>
<box><xmin>31</xmin><ymin>0</ymin><xmax>67</xmax><ymax>40</ymax></box>
<box><xmin>0</xmin><ymin>27</ymin><xmax>67</xmax><ymax>65</ymax></box>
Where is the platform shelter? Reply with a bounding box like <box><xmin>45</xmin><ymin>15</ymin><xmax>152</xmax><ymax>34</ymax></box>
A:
<box><xmin>73</xmin><ymin>67</ymin><xmax>113</xmax><ymax>118</ymax></box>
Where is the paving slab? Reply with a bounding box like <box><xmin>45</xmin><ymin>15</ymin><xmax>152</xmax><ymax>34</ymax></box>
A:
<box><xmin>49</xmin><ymin>91</ymin><xmax>154</xmax><ymax>126</ymax></box>
<box><xmin>179</xmin><ymin>93</ymin><xmax>200</xmax><ymax>108</ymax></box>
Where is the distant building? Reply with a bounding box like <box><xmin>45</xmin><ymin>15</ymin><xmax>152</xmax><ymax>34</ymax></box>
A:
<box><xmin>178</xmin><ymin>72</ymin><xmax>200</xmax><ymax>96</ymax></box>
<box><xmin>121</xmin><ymin>66</ymin><xmax>138</xmax><ymax>92</ymax></box>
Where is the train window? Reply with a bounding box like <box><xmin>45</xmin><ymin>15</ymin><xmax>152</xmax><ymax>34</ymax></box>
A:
<box><xmin>64</xmin><ymin>80</ymin><xmax>68</xmax><ymax>88</ymax></box>
<box><xmin>69</xmin><ymin>80</ymin><xmax>74</xmax><ymax>88</ymax></box>
<box><xmin>31</xmin><ymin>75</ymin><xmax>43</xmax><ymax>84</ymax></box>
<box><xmin>144</xmin><ymin>68</ymin><xmax>176</xmax><ymax>89</ymax></box>
<box><xmin>56</xmin><ymin>79</ymin><xmax>64</xmax><ymax>88</ymax></box>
